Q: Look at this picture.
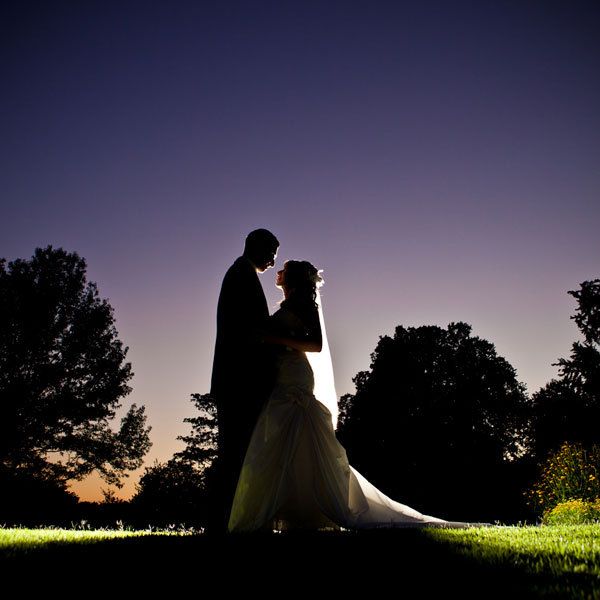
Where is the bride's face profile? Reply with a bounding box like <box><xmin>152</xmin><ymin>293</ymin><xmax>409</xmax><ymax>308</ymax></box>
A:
<box><xmin>275</xmin><ymin>266</ymin><xmax>286</xmax><ymax>290</ymax></box>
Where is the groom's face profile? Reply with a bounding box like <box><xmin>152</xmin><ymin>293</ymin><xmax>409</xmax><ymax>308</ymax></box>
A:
<box><xmin>254</xmin><ymin>246</ymin><xmax>278</xmax><ymax>273</ymax></box>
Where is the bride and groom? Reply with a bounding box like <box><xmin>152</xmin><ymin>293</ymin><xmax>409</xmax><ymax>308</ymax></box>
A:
<box><xmin>211</xmin><ymin>229</ymin><xmax>469</xmax><ymax>532</ymax></box>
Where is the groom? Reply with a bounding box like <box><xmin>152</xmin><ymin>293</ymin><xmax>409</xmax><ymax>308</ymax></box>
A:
<box><xmin>210</xmin><ymin>228</ymin><xmax>279</xmax><ymax>530</ymax></box>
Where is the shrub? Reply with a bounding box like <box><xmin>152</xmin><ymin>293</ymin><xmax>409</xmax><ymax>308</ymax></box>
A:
<box><xmin>526</xmin><ymin>442</ymin><xmax>600</xmax><ymax>514</ymax></box>
<box><xmin>130</xmin><ymin>458</ymin><xmax>209</xmax><ymax>527</ymax></box>
<box><xmin>543</xmin><ymin>498</ymin><xmax>600</xmax><ymax>525</ymax></box>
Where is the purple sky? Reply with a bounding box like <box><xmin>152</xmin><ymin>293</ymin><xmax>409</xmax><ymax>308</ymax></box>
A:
<box><xmin>2</xmin><ymin>1</ymin><xmax>599</xmax><ymax>501</ymax></box>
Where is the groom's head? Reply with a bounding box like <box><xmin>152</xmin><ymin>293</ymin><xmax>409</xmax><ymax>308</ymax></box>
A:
<box><xmin>244</xmin><ymin>229</ymin><xmax>279</xmax><ymax>272</ymax></box>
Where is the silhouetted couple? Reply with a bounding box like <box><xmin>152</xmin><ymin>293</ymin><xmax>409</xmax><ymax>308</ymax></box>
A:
<box><xmin>211</xmin><ymin>229</ymin><xmax>471</xmax><ymax>532</ymax></box>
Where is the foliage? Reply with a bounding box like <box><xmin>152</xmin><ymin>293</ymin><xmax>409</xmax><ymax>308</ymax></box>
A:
<box><xmin>131</xmin><ymin>393</ymin><xmax>218</xmax><ymax>526</ymax></box>
<box><xmin>131</xmin><ymin>458</ymin><xmax>209</xmax><ymax>526</ymax></box>
<box><xmin>337</xmin><ymin>322</ymin><xmax>531</xmax><ymax>521</ymax></box>
<box><xmin>526</xmin><ymin>442</ymin><xmax>600</xmax><ymax>514</ymax></box>
<box><xmin>100</xmin><ymin>488</ymin><xmax>123</xmax><ymax>505</ymax></box>
<box><xmin>134</xmin><ymin>458</ymin><xmax>205</xmax><ymax>503</ymax></box>
<box><xmin>531</xmin><ymin>279</ymin><xmax>600</xmax><ymax>459</ymax></box>
<box><xmin>174</xmin><ymin>393</ymin><xmax>218</xmax><ymax>472</ymax></box>
<box><xmin>0</xmin><ymin>467</ymin><xmax>79</xmax><ymax>525</ymax></box>
<box><xmin>543</xmin><ymin>499</ymin><xmax>600</xmax><ymax>525</ymax></box>
<box><xmin>0</xmin><ymin>246</ymin><xmax>151</xmax><ymax>487</ymax></box>
<box><xmin>560</xmin><ymin>279</ymin><xmax>600</xmax><ymax>376</ymax></box>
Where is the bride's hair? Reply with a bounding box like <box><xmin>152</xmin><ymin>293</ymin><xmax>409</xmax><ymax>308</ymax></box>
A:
<box><xmin>280</xmin><ymin>260</ymin><xmax>323</xmax><ymax>314</ymax></box>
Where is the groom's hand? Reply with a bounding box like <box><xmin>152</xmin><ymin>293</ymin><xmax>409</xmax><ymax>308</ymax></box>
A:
<box><xmin>261</xmin><ymin>330</ymin><xmax>322</xmax><ymax>353</ymax></box>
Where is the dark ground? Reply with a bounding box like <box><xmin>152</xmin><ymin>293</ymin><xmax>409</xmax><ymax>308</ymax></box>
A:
<box><xmin>1</xmin><ymin>529</ymin><xmax>582</xmax><ymax>598</ymax></box>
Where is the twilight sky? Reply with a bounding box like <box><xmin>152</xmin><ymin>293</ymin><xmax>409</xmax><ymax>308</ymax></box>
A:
<box><xmin>2</xmin><ymin>1</ymin><xmax>599</xmax><ymax>501</ymax></box>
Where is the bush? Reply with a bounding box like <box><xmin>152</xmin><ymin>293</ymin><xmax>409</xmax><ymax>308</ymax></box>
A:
<box><xmin>527</xmin><ymin>442</ymin><xmax>600</xmax><ymax>514</ymax></box>
<box><xmin>130</xmin><ymin>458</ymin><xmax>209</xmax><ymax>527</ymax></box>
<box><xmin>543</xmin><ymin>499</ymin><xmax>600</xmax><ymax>525</ymax></box>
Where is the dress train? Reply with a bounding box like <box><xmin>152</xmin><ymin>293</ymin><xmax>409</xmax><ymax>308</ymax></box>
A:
<box><xmin>228</xmin><ymin>347</ymin><xmax>470</xmax><ymax>532</ymax></box>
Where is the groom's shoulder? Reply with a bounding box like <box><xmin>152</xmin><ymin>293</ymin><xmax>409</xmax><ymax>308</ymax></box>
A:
<box><xmin>227</xmin><ymin>256</ymin><xmax>253</xmax><ymax>275</ymax></box>
<box><xmin>222</xmin><ymin>256</ymin><xmax>255</xmax><ymax>285</ymax></box>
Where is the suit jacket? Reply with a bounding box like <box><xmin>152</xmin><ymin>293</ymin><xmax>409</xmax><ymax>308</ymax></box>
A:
<box><xmin>211</xmin><ymin>256</ymin><xmax>273</xmax><ymax>405</ymax></box>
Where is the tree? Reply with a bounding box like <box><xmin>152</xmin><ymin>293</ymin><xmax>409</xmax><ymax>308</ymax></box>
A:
<box><xmin>558</xmin><ymin>279</ymin><xmax>600</xmax><ymax>397</ymax></box>
<box><xmin>131</xmin><ymin>393</ymin><xmax>218</xmax><ymax>526</ymax></box>
<box><xmin>337</xmin><ymin>322</ymin><xmax>531</xmax><ymax>521</ymax></box>
<box><xmin>0</xmin><ymin>246</ymin><xmax>151</xmax><ymax>489</ymax></box>
<box><xmin>531</xmin><ymin>279</ymin><xmax>600</xmax><ymax>459</ymax></box>
<box><xmin>174</xmin><ymin>393</ymin><xmax>218</xmax><ymax>472</ymax></box>
<box><xmin>131</xmin><ymin>458</ymin><xmax>208</xmax><ymax>526</ymax></box>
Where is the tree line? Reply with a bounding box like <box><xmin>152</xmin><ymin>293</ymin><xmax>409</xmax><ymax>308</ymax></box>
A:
<box><xmin>1</xmin><ymin>246</ymin><xmax>598</xmax><ymax>526</ymax></box>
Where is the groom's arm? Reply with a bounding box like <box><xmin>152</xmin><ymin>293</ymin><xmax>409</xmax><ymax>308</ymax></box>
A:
<box><xmin>219</xmin><ymin>259</ymin><xmax>269</xmax><ymax>347</ymax></box>
<box><xmin>262</xmin><ymin>330</ymin><xmax>322</xmax><ymax>353</ymax></box>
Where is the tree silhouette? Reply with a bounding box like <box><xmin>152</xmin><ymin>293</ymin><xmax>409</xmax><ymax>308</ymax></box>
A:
<box><xmin>132</xmin><ymin>393</ymin><xmax>218</xmax><ymax>526</ymax></box>
<box><xmin>337</xmin><ymin>322</ymin><xmax>531</xmax><ymax>521</ymax></box>
<box><xmin>174</xmin><ymin>393</ymin><xmax>218</xmax><ymax>472</ymax></box>
<box><xmin>531</xmin><ymin>279</ymin><xmax>600</xmax><ymax>459</ymax></box>
<box><xmin>0</xmin><ymin>246</ymin><xmax>151</xmax><ymax>491</ymax></box>
<box><xmin>131</xmin><ymin>458</ymin><xmax>207</xmax><ymax>526</ymax></box>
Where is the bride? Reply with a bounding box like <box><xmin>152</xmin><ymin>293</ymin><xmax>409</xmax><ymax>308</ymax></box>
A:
<box><xmin>228</xmin><ymin>260</ymin><xmax>470</xmax><ymax>532</ymax></box>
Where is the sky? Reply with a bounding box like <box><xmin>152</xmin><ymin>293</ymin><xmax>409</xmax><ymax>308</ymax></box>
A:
<box><xmin>2</xmin><ymin>1</ymin><xmax>598</xmax><ymax>501</ymax></box>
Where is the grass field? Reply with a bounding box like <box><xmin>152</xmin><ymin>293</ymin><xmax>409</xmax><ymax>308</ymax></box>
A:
<box><xmin>1</xmin><ymin>524</ymin><xmax>598</xmax><ymax>598</ymax></box>
<box><xmin>0</xmin><ymin>526</ymin><xmax>177</xmax><ymax>557</ymax></box>
<box><xmin>427</xmin><ymin>524</ymin><xmax>600</xmax><ymax>598</ymax></box>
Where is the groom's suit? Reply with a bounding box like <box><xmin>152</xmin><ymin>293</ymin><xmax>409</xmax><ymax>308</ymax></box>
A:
<box><xmin>211</xmin><ymin>256</ymin><xmax>275</xmax><ymax>523</ymax></box>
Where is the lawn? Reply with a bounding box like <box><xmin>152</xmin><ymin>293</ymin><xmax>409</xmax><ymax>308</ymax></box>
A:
<box><xmin>1</xmin><ymin>524</ymin><xmax>598</xmax><ymax>598</ymax></box>
<box><xmin>0</xmin><ymin>526</ymin><xmax>177</xmax><ymax>558</ymax></box>
<box><xmin>427</xmin><ymin>524</ymin><xmax>600</xmax><ymax>599</ymax></box>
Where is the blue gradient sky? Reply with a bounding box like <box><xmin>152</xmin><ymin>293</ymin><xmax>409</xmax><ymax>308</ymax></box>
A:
<box><xmin>2</xmin><ymin>1</ymin><xmax>598</xmax><ymax>501</ymax></box>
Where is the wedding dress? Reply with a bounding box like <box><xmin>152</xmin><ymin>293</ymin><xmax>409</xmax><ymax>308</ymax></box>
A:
<box><xmin>228</xmin><ymin>302</ymin><xmax>470</xmax><ymax>532</ymax></box>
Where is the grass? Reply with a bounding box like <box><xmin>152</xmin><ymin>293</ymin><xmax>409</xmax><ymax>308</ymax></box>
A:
<box><xmin>1</xmin><ymin>524</ymin><xmax>598</xmax><ymax>598</ymax></box>
<box><xmin>427</xmin><ymin>524</ymin><xmax>600</xmax><ymax>576</ymax></box>
<box><xmin>0</xmin><ymin>526</ymin><xmax>179</xmax><ymax>558</ymax></box>
<box><xmin>426</xmin><ymin>524</ymin><xmax>600</xmax><ymax>598</ymax></box>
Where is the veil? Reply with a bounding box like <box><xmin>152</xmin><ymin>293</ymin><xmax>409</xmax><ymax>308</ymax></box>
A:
<box><xmin>306</xmin><ymin>291</ymin><xmax>339</xmax><ymax>428</ymax></box>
